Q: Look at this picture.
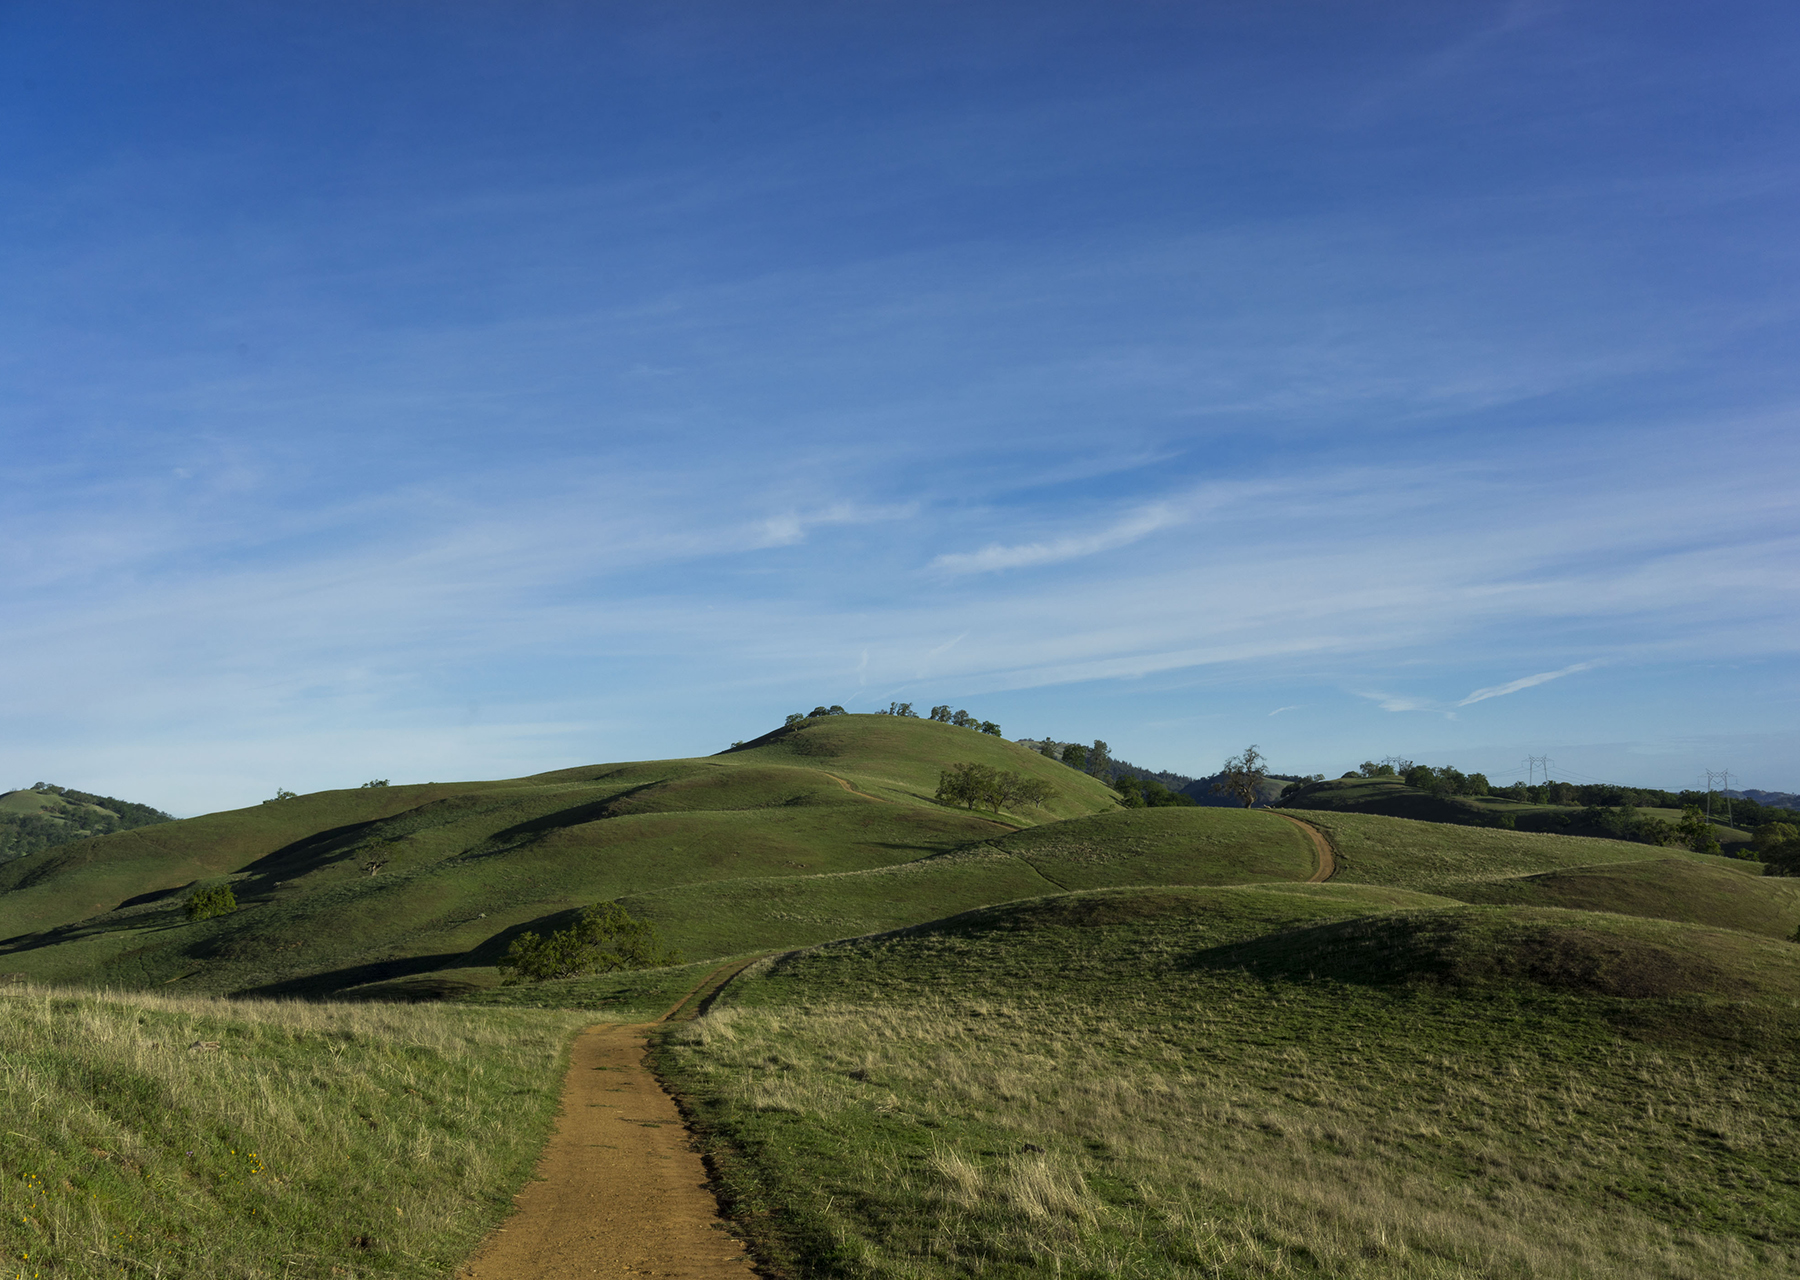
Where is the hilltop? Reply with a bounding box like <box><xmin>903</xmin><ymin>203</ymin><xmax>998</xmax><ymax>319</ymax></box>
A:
<box><xmin>0</xmin><ymin>714</ymin><xmax>1123</xmax><ymax>998</ymax></box>
<box><xmin>0</xmin><ymin>781</ymin><xmax>173</xmax><ymax>860</ymax></box>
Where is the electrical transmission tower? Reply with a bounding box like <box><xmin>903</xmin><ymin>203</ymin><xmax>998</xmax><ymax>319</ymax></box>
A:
<box><xmin>1523</xmin><ymin>755</ymin><xmax>1550</xmax><ymax>786</ymax></box>
<box><xmin>1704</xmin><ymin>769</ymin><xmax>1734</xmax><ymax>825</ymax></box>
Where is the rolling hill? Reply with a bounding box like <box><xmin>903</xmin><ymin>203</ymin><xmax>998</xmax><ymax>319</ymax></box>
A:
<box><xmin>0</xmin><ymin>714</ymin><xmax>1122</xmax><ymax>997</ymax></box>
<box><xmin>8</xmin><ymin>714</ymin><xmax>1800</xmax><ymax>1277</ymax></box>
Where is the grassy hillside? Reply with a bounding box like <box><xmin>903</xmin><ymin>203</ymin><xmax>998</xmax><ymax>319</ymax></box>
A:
<box><xmin>350</xmin><ymin>805</ymin><xmax>1323</xmax><ymax>1000</ymax></box>
<box><xmin>0</xmin><ymin>985</ymin><xmax>587</xmax><ymax>1279</ymax></box>
<box><xmin>0</xmin><ymin>716</ymin><xmax>1120</xmax><ymax>998</ymax></box>
<box><xmin>11</xmin><ymin>716</ymin><xmax>1800</xmax><ymax>1278</ymax></box>
<box><xmin>1445</xmin><ymin>857</ymin><xmax>1800</xmax><ymax>938</ymax></box>
<box><xmin>1296</xmin><ymin>808</ymin><xmax>1755</xmax><ymax>893</ymax></box>
<box><xmin>660</xmin><ymin>885</ymin><xmax>1800</xmax><ymax>1279</ymax></box>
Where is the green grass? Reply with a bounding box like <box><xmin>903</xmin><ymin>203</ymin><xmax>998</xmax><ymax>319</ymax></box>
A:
<box><xmin>0</xmin><ymin>985</ymin><xmax>588</xmax><ymax>1279</ymax></box>
<box><xmin>608</xmin><ymin>807</ymin><xmax>1318</xmax><ymax>960</ymax></box>
<box><xmin>658</xmin><ymin>886</ymin><xmax>1800</xmax><ymax>1278</ymax></box>
<box><xmin>0</xmin><ymin>718</ymin><xmax>1118</xmax><ymax>999</ymax></box>
<box><xmin>1295</xmin><ymin>809</ymin><xmax>1750</xmax><ymax>893</ymax></box>
<box><xmin>1444</xmin><ymin>858</ymin><xmax>1800</xmax><ymax>939</ymax></box>
<box><xmin>0</xmin><ymin>791</ymin><xmax>79</xmax><ymax>818</ymax></box>
<box><xmin>11</xmin><ymin>720</ymin><xmax>1800</xmax><ymax>1278</ymax></box>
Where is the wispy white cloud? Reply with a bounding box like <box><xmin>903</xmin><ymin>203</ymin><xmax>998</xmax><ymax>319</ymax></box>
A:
<box><xmin>928</xmin><ymin>503</ymin><xmax>1184</xmax><ymax>574</ymax></box>
<box><xmin>1458</xmin><ymin>662</ymin><xmax>1598</xmax><ymax>707</ymax></box>
<box><xmin>753</xmin><ymin>501</ymin><xmax>916</xmax><ymax>549</ymax></box>
<box><xmin>1357</xmin><ymin>692</ymin><xmax>1440</xmax><ymax>714</ymax></box>
<box><xmin>926</xmin><ymin>479</ymin><xmax>1292</xmax><ymax>575</ymax></box>
<box><xmin>1269</xmin><ymin>705</ymin><xmax>1301</xmax><ymax>716</ymax></box>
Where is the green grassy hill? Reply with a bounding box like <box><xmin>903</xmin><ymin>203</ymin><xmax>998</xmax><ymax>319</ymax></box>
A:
<box><xmin>0</xmin><ymin>715</ymin><xmax>1122</xmax><ymax>997</ymax></box>
<box><xmin>10</xmin><ymin>716</ymin><xmax>1800</xmax><ymax>1278</ymax></box>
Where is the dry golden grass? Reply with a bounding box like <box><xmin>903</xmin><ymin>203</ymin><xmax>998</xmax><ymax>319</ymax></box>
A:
<box><xmin>0</xmin><ymin>985</ymin><xmax>588</xmax><ymax>1279</ymax></box>
<box><xmin>665</xmin><ymin>926</ymin><xmax>1800</xmax><ymax>1279</ymax></box>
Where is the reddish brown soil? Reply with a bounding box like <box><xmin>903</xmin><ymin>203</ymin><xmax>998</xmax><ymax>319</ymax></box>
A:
<box><xmin>1276</xmin><ymin>812</ymin><xmax>1337</xmax><ymax>882</ymax></box>
<box><xmin>459</xmin><ymin>979</ymin><xmax>756</xmax><ymax>1279</ymax></box>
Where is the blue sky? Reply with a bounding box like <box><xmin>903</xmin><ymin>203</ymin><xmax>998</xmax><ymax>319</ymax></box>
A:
<box><xmin>3</xmin><ymin>1</ymin><xmax>1797</xmax><ymax>814</ymax></box>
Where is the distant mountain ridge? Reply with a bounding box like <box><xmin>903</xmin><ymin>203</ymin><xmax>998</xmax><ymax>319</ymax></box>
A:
<box><xmin>1729</xmin><ymin>789</ymin><xmax>1799</xmax><ymax>812</ymax></box>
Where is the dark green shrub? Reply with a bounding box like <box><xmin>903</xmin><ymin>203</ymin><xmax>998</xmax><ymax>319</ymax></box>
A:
<box><xmin>185</xmin><ymin>884</ymin><xmax>238</xmax><ymax>921</ymax></box>
<box><xmin>499</xmin><ymin>902</ymin><xmax>679</xmax><ymax>984</ymax></box>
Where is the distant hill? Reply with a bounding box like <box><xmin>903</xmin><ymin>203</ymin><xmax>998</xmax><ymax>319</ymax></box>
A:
<box><xmin>0</xmin><ymin>783</ymin><xmax>173</xmax><ymax>861</ymax></box>
<box><xmin>1278</xmin><ymin>775</ymin><xmax>1754</xmax><ymax>849</ymax></box>
<box><xmin>1008</xmin><ymin>740</ymin><xmax>1300</xmax><ymax>806</ymax></box>
<box><xmin>1730</xmin><ymin>789</ymin><xmax>1799</xmax><ymax>811</ymax></box>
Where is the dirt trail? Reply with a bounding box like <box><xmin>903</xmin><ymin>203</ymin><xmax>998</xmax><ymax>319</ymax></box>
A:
<box><xmin>821</xmin><ymin>771</ymin><xmax>889</xmax><ymax>802</ymax></box>
<box><xmin>458</xmin><ymin>961</ymin><xmax>759</xmax><ymax>1280</ymax></box>
<box><xmin>1275</xmin><ymin>812</ymin><xmax>1337</xmax><ymax>882</ymax></box>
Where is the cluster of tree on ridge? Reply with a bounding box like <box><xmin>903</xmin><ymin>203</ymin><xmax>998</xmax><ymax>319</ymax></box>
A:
<box><xmin>1295</xmin><ymin>758</ymin><xmax>1797</xmax><ymax>857</ymax></box>
<box><xmin>782</xmin><ymin>703</ymin><xmax>1005</xmax><ymax>735</ymax></box>
<box><xmin>1111</xmin><ymin>774</ymin><xmax>1197</xmax><ymax>808</ymax></box>
<box><xmin>1334</xmin><ymin>758</ymin><xmax>1794</xmax><ymax>827</ymax></box>
<box><xmin>934</xmin><ymin>762</ymin><xmax>1055</xmax><ymax>813</ymax></box>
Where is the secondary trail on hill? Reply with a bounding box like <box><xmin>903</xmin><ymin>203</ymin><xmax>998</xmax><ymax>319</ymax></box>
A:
<box><xmin>459</xmin><ymin>959</ymin><xmax>761</xmax><ymax>1280</ymax></box>
<box><xmin>1275</xmin><ymin>812</ymin><xmax>1337</xmax><ymax>882</ymax></box>
<box><xmin>821</xmin><ymin>771</ymin><xmax>888</xmax><ymax>801</ymax></box>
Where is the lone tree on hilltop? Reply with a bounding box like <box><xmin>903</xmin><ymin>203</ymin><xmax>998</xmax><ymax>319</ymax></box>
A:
<box><xmin>1216</xmin><ymin>745</ymin><xmax>1268</xmax><ymax>808</ymax></box>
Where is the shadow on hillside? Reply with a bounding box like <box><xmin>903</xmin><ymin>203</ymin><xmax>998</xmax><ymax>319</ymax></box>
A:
<box><xmin>467</xmin><ymin>790</ymin><xmax>658</xmax><ymax>852</ymax></box>
<box><xmin>233</xmin><ymin>906</ymin><xmax>592</xmax><ymax>1000</ymax></box>
<box><xmin>237</xmin><ymin>952</ymin><xmax>472</xmax><ymax>999</ymax></box>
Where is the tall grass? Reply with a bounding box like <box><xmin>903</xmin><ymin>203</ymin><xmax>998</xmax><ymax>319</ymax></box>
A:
<box><xmin>660</xmin><ymin>911</ymin><xmax>1800</xmax><ymax>1278</ymax></box>
<box><xmin>0</xmin><ymin>986</ymin><xmax>587</xmax><ymax>1279</ymax></box>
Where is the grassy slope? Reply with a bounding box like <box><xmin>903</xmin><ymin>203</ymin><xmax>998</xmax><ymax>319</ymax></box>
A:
<box><xmin>0</xmin><ymin>718</ymin><xmax>1120</xmax><ymax>997</ymax></box>
<box><xmin>1445</xmin><ymin>858</ymin><xmax>1800</xmax><ymax>939</ymax></box>
<box><xmin>391</xmin><ymin>806</ymin><xmax>1320</xmax><ymax>996</ymax></box>
<box><xmin>1299</xmin><ymin>808</ymin><xmax>1754</xmax><ymax>892</ymax></box>
<box><xmin>660</xmin><ymin>887</ymin><xmax>1800</xmax><ymax>1279</ymax></box>
<box><xmin>0</xmin><ymin>985</ymin><xmax>588</xmax><ymax>1280</ymax></box>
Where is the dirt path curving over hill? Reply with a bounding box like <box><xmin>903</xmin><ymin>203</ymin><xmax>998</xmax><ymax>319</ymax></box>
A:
<box><xmin>458</xmin><ymin>961</ymin><xmax>759</xmax><ymax>1280</ymax></box>
<box><xmin>821</xmin><ymin>771</ymin><xmax>889</xmax><ymax>802</ymax></box>
<box><xmin>1275</xmin><ymin>812</ymin><xmax>1337</xmax><ymax>882</ymax></box>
